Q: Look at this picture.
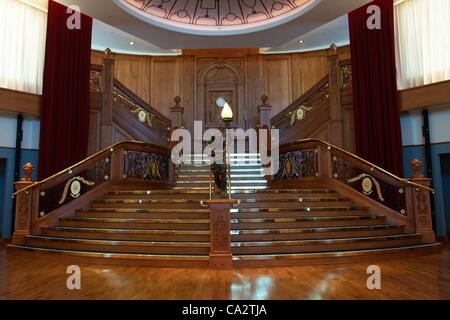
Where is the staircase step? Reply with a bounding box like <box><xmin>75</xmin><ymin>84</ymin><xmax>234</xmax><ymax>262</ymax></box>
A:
<box><xmin>232</xmin><ymin>243</ymin><xmax>442</xmax><ymax>267</ymax></box>
<box><xmin>76</xmin><ymin>210</ymin><xmax>209</xmax><ymax>219</ymax></box>
<box><xmin>59</xmin><ymin>217</ymin><xmax>210</xmax><ymax>230</ymax></box>
<box><xmin>26</xmin><ymin>235</ymin><xmax>210</xmax><ymax>255</ymax></box>
<box><xmin>231</xmin><ymin>216</ymin><xmax>386</xmax><ymax>229</ymax></box>
<box><xmin>231</xmin><ymin>233</ymin><xmax>422</xmax><ymax>254</ymax></box>
<box><xmin>41</xmin><ymin>226</ymin><xmax>210</xmax><ymax>241</ymax></box>
<box><xmin>231</xmin><ymin>224</ymin><xmax>405</xmax><ymax>241</ymax></box>
<box><xmin>7</xmin><ymin>244</ymin><xmax>209</xmax><ymax>267</ymax></box>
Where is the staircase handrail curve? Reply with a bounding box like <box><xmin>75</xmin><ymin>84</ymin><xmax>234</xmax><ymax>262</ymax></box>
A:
<box><xmin>280</xmin><ymin>138</ymin><xmax>434</xmax><ymax>193</ymax></box>
<box><xmin>13</xmin><ymin>140</ymin><xmax>170</xmax><ymax>197</ymax></box>
<box><xmin>270</xmin><ymin>75</ymin><xmax>329</xmax><ymax>128</ymax></box>
<box><xmin>113</xmin><ymin>79</ymin><xmax>172</xmax><ymax>128</ymax></box>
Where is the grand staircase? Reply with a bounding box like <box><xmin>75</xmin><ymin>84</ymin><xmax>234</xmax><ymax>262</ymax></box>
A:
<box><xmin>8</xmin><ymin>153</ymin><xmax>440</xmax><ymax>267</ymax></box>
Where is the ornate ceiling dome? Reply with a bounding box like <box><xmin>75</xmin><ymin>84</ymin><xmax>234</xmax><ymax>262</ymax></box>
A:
<box><xmin>116</xmin><ymin>0</ymin><xmax>320</xmax><ymax>35</ymax></box>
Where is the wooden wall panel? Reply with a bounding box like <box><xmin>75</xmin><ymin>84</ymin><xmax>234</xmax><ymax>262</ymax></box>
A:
<box><xmin>90</xmin><ymin>46</ymin><xmax>352</xmax><ymax>131</ymax></box>
<box><xmin>150</xmin><ymin>58</ymin><xmax>179</xmax><ymax>118</ymax></box>
<box><xmin>263</xmin><ymin>55</ymin><xmax>291</xmax><ymax>116</ymax></box>
<box><xmin>114</xmin><ymin>54</ymin><xmax>152</xmax><ymax>104</ymax></box>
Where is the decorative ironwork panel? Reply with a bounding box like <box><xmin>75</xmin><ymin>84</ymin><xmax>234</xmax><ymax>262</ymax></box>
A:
<box><xmin>38</xmin><ymin>158</ymin><xmax>111</xmax><ymax>217</ymax></box>
<box><xmin>275</xmin><ymin>149</ymin><xmax>318</xmax><ymax>180</ymax></box>
<box><xmin>113</xmin><ymin>85</ymin><xmax>169</xmax><ymax>138</ymax></box>
<box><xmin>332</xmin><ymin>156</ymin><xmax>407</xmax><ymax>214</ymax></box>
<box><xmin>90</xmin><ymin>70</ymin><xmax>101</xmax><ymax>92</ymax></box>
<box><xmin>124</xmin><ymin>151</ymin><xmax>169</xmax><ymax>181</ymax></box>
<box><xmin>341</xmin><ymin>63</ymin><xmax>352</xmax><ymax>88</ymax></box>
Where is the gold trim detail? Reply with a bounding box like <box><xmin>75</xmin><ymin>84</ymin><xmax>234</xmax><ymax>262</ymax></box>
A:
<box><xmin>288</xmin><ymin>83</ymin><xmax>329</xmax><ymax>126</ymax></box>
<box><xmin>347</xmin><ymin>173</ymin><xmax>385</xmax><ymax>202</ymax></box>
<box><xmin>113</xmin><ymin>87</ymin><xmax>154</xmax><ymax>128</ymax></box>
<box><xmin>58</xmin><ymin>177</ymin><xmax>95</xmax><ymax>204</ymax></box>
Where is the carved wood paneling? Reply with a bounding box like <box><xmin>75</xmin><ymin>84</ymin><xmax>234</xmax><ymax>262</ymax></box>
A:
<box><xmin>91</xmin><ymin>47</ymin><xmax>351</xmax><ymax>135</ymax></box>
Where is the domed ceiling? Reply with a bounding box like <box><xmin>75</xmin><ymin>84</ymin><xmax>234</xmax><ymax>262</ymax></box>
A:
<box><xmin>119</xmin><ymin>0</ymin><xmax>319</xmax><ymax>35</ymax></box>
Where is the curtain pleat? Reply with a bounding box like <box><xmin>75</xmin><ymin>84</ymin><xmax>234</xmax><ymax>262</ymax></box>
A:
<box><xmin>0</xmin><ymin>0</ymin><xmax>47</xmax><ymax>94</ymax></box>
<box><xmin>349</xmin><ymin>0</ymin><xmax>404</xmax><ymax>177</ymax></box>
<box><xmin>38</xmin><ymin>0</ymin><xmax>92</xmax><ymax>179</ymax></box>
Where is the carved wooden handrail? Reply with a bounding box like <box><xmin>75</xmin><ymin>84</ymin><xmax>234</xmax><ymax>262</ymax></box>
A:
<box><xmin>113</xmin><ymin>79</ymin><xmax>172</xmax><ymax>135</ymax></box>
<box><xmin>279</xmin><ymin>139</ymin><xmax>433</xmax><ymax>193</ymax></box>
<box><xmin>271</xmin><ymin>75</ymin><xmax>329</xmax><ymax>129</ymax></box>
<box><xmin>12</xmin><ymin>141</ymin><xmax>171</xmax><ymax>244</ymax></box>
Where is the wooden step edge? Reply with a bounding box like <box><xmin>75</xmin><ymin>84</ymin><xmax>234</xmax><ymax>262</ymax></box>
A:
<box><xmin>26</xmin><ymin>235</ymin><xmax>210</xmax><ymax>247</ymax></box>
<box><xmin>230</xmin><ymin>224</ymin><xmax>404</xmax><ymax>235</ymax></box>
<box><xmin>42</xmin><ymin>226</ymin><xmax>210</xmax><ymax>235</ymax></box>
<box><xmin>232</xmin><ymin>243</ymin><xmax>442</xmax><ymax>262</ymax></box>
<box><xmin>62</xmin><ymin>217</ymin><xmax>210</xmax><ymax>224</ymax></box>
<box><xmin>231</xmin><ymin>233</ymin><xmax>421</xmax><ymax>247</ymax></box>
<box><xmin>6</xmin><ymin>245</ymin><xmax>210</xmax><ymax>268</ymax></box>
<box><xmin>95</xmin><ymin>198</ymin><xmax>352</xmax><ymax>204</ymax></box>
<box><xmin>230</xmin><ymin>216</ymin><xmax>384</xmax><ymax>223</ymax></box>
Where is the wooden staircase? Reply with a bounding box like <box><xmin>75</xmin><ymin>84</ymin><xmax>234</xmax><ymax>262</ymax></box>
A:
<box><xmin>8</xmin><ymin>153</ymin><xmax>441</xmax><ymax>267</ymax></box>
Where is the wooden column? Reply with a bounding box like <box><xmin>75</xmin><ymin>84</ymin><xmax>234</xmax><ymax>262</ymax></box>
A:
<box><xmin>12</xmin><ymin>163</ymin><xmax>35</xmax><ymax>245</ymax></box>
<box><xmin>408</xmin><ymin>159</ymin><xmax>436</xmax><ymax>243</ymax></box>
<box><xmin>327</xmin><ymin>44</ymin><xmax>344</xmax><ymax>148</ymax></box>
<box><xmin>207</xmin><ymin>199</ymin><xmax>234</xmax><ymax>269</ymax></box>
<box><xmin>101</xmin><ymin>48</ymin><xmax>115</xmax><ymax>148</ymax></box>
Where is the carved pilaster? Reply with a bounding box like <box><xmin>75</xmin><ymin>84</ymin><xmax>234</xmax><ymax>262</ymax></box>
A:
<box><xmin>101</xmin><ymin>48</ymin><xmax>115</xmax><ymax>148</ymax></box>
<box><xmin>327</xmin><ymin>44</ymin><xmax>344</xmax><ymax>148</ymax></box>
<box><xmin>207</xmin><ymin>199</ymin><xmax>234</xmax><ymax>269</ymax></box>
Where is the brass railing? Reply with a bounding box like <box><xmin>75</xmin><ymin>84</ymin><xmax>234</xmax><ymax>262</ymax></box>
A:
<box><xmin>274</xmin><ymin>138</ymin><xmax>436</xmax><ymax>242</ymax></box>
<box><xmin>12</xmin><ymin>141</ymin><xmax>170</xmax><ymax>244</ymax></box>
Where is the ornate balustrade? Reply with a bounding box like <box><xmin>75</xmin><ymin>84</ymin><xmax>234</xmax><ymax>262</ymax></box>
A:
<box><xmin>274</xmin><ymin>139</ymin><xmax>436</xmax><ymax>242</ymax></box>
<box><xmin>270</xmin><ymin>76</ymin><xmax>330</xmax><ymax>130</ymax></box>
<box><xmin>12</xmin><ymin>141</ymin><xmax>170</xmax><ymax>244</ymax></box>
<box><xmin>113</xmin><ymin>79</ymin><xmax>172</xmax><ymax>143</ymax></box>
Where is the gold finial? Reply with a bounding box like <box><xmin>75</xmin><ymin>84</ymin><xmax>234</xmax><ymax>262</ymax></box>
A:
<box><xmin>411</xmin><ymin>159</ymin><xmax>424</xmax><ymax>179</ymax></box>
<box><xmin>174</xmin><ymin>96</ymin><xmax>181</xmax><ymax>106</ymax></box>
<box><xmin>261</xmin><ymin>95</ymin><xmax>269</xmax><ymax>106</ymax></box>
<box><xmin>22</xmin><ymin>163</ymin><xmax>34</xmax><ymax>182</ymax></box>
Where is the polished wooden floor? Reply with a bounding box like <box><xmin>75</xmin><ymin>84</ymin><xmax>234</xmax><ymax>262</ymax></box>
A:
<box><xmin>1</xmin><ymin>242</ymin><xmax>449</xmax><ymax>300</ymax></box>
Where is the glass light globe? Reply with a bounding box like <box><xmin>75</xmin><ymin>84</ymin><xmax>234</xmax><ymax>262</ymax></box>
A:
<box><xmin>216</xmin><ymin>97</ymin><xmax>226</xmax><ymax>108</ymax></box>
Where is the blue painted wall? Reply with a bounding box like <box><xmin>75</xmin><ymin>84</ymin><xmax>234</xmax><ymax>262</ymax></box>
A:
<box><xmin>403</xmin><ymin>143</ymin><xmax>450</xmax><ymax>237</ymax></box>
<box><xmin>0</xmin><ymin>147</ymin><xmax>38</xmax><ymax>238</ymax></box>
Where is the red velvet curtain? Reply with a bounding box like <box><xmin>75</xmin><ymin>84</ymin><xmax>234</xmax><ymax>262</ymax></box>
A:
<box><xmin>349</xmin><ymin>0</ymin><xmax>403</xmax><ymax>176</ymax></box>
<box><xmin>38</xmin><ymin>0</ymin><xmax>92</xmax><ymax>179</ymax></box>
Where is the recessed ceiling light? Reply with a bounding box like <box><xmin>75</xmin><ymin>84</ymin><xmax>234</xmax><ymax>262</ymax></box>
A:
<box><xmin>298</xmin><ymin>40</ymin><xmax>304</xmax><ymax>44</ymax></box>
<box><xmin>129</xmin><ymin>41</ymin><xmax>135</xmax><ymax>46</ymax></box>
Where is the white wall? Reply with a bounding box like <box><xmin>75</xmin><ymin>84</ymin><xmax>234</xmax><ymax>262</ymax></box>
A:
<box><xmin>0</xmin><ymin>112</ymin><xmax>40</xmax><ymax>149</ymax></box>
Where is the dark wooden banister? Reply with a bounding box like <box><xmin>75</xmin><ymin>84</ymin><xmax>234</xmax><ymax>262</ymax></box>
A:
<box><xmin>271</xmin><ymin>75</ymin><xmax>329</xmax><ymax>128</ymax></box>
<box><xmin>113</xmin><ymin>79</ymin><xmax>171</xmax><ymax>128</ymax></box>
<box><xmin>275</xmin><ymin>138</ymin><xmax>435</xmax><ymax>243</ymax></box>
<box><xmin>280</xmin><ymin>138</ymin><xmax>433</xmax><ymax>193</ymax></box>
<box><xmin>14</xmin><ymin>140</ymin><xmax>170</xmax><ymax>197</ymax></box>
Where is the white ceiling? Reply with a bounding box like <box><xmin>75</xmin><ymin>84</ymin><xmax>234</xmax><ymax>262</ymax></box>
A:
<box><xmin>24</xmin><ymin>0</ymin><xmax>358</xmax><ymax>55</ymax></box>
<box><xmin>56</xmin><ymin>0</ymin><xmax>368</xmax><ymax>50</ymax></box>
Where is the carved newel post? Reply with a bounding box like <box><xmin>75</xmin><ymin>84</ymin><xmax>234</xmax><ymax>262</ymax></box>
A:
<box><xmin>12</xmin><ymin>163</ymin><xmax>35</xmax><ymax>245</ymax></box>
<box><xmin>409</xmin><ymin>159</ymin><xmax>435</xmax><ymax>243</ymax></box>
<box><xmin>206</xmin><ymin>199</ymin><xmax>235</xmax><ymax>269</ymax></box>
<box><xmin>258</xmin><ymin>95</ymin><xmax>272</xmax><ymax>129</ymax></box>
<box><xmin>169</xmin><ymin>97</ymin><xmax>184</xmax><ymax>184</ymax></box>
<box><xmin>170</xmin><ymin>96</ymin><xmax>184</xmax><ymax>130</ymax></box>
